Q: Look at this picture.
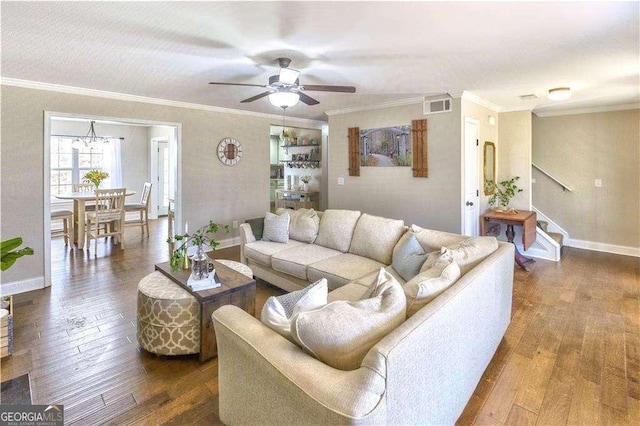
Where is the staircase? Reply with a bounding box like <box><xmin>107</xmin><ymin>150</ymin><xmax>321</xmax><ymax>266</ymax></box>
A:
<box><xmin>537</xmin><ymin>220</ymin><xmax>564</xmax><ymax>256</ymax></box>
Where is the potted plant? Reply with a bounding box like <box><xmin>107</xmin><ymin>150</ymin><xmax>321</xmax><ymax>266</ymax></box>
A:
<box><xmin>300</xmin><ymin>175</ymin><xmax>311</xmax><ymax>191</ymax></box>
<box><xmin>488</xmin><ymin>176</ymin><xmax>523</xmax><ymax>213</ymax></box>
<box><xmin>169</xmin><ymin>221</ymin><xmax>230</xmax><ymax>279</ymax></box>
<box><xmin>1</xmin><ymin>237</ymin><xmax>34</xmax><ymax>271</ymax></box>
<box><xmin>83</xmin><ymin>169</ymin><xmax>109</xmax><ymax>189</ymax></box>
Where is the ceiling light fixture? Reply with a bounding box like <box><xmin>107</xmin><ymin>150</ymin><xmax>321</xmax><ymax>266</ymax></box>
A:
<box><xmin>548</xmin><ymin>87</ymin><xmax>571</xmax><ymax>101</ymax></box>
<box><xmin>268</xmin><ymin>91</ymin><xmax>300</xmax><ymax>108</ymax></box>
<box><xmin>279</xmin><ymin>67</ymin><xmax>300</xmax><ymax>85</ymax></box>
<box><xmin>72</xmin><ymin>121</ymin><xmax>109</xmax><ymax>149</ymax></box>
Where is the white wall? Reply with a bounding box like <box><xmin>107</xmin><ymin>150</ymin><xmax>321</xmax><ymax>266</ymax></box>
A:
<box><xmin>327</xmin><ymin>100</ymin><xmax>463</xmax><ymax>232</ymax></box>
<box><xmin>497</xmin><ymin>111</ymin><xmax>532</xmax><ymax>210</ymax></box>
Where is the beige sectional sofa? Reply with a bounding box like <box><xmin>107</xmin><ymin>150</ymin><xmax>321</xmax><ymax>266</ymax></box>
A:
<box><xmin>214</xmin><ymin>209</ymin><xmax>515</xmax><ymax>424</ymax></box>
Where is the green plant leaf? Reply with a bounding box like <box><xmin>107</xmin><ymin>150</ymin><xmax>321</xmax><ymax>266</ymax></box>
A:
<box><xmin>1</xmin><ymin>237</ymin><xmax>23</xmax><ymax>255</ymax></box>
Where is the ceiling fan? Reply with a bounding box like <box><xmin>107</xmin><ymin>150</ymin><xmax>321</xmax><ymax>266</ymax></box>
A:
<box><xmin>208</xmin><ymin>57</ymin><xmax>356</xmax><ymax>108</ymax></box>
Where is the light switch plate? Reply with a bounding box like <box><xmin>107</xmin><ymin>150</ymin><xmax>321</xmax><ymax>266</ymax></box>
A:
<box><xmin>595</xmin><ymin>179</ymin><xmax>602</xmax><ymax>187</ymax></box>
<box><xmin>338</xmin><ymin>177</ymin><xmax>345</xmax><ymax>186</ymax></box>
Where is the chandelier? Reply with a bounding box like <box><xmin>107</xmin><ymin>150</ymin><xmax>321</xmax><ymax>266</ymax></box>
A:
<box><xmin>72</xmin><ymin>121</ymin><xmax>110</xmax><ymax>149</ymax></box>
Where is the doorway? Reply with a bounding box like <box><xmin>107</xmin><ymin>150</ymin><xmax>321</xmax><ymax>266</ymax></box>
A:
<box><xmin>462</xmin><ymin>117</ymin><xmax>480</xmax><ymax>237</ymax></box>
<box><xmin>44</xmin><ymin>112</ymin><xmax>182</xmax><ymax>288</ymax></box>
<box><xmin>150</xmin><ymin>136</ymin><xmax>174</xmax><ymax>218</ymax></box>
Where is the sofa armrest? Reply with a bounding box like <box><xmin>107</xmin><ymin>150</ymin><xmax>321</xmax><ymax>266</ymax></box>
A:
<box><xmin>239</xmin><ymin>222</ymin><xmax>256</xmax><ymax>244</ymax></box>
<box><xmin>212</xmin><ymin>305</ymin><xmax>386</xmax><ymax>424</ymax></box>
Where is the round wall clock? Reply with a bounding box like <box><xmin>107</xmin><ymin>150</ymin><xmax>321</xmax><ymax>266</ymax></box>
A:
<box><xmin>217</xmin><ymin>137</ymin><xmax>243</xmax><ymax>166</ymax></box>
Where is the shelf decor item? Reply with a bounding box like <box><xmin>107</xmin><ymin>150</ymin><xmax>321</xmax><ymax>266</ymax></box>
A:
<box><xmin>82</xmin><ymin>169</ymin><xmax>109</xmax><ymax>189</ymax></box>
<box><xmin>300</xmin><ymin>175</ymin><xmax>311</xmax><ymax>191</ymax></box>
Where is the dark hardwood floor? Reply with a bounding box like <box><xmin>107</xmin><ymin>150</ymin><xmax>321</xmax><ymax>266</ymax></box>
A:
<box><xmin>1</xmin><ymin>219</ymin><xmax>638</xmax><ymax>425</ymax></box>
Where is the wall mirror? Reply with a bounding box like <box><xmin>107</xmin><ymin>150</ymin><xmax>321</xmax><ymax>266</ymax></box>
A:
<box><xmin>483</xmin><ymin>141</ymin><xmax>496</xmax><ymax>195</ymax></box>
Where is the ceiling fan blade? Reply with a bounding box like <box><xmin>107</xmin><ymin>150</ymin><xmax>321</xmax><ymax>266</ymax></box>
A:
<box><xmin>297</xmin><ymin>92</ymin><xmax>320</xmax><ymax>106</ymax></box>
<box><xmin>240</xmin><ymin>91</ymin><xmax>272</xmax><ymax>103</ymax></box>
<box><xmin>302</xmin><ymin>84</ymin><xmax>356</xmax><ymax>93</ymax></box>
<box><xmin>209</xmin><ymin>81</ymin><xmax>268</xmax><ymax>88</ymax></box>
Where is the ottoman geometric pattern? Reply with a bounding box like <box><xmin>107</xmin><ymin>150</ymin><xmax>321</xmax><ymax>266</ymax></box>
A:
<box><xmin>137</xmin><ymin>271</ymin><xmax>200</xmax><ymax>356</ymax></box>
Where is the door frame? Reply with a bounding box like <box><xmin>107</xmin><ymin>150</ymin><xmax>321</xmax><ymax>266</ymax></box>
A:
<box><xmin>461</xmin><ymin>116</ymin><xmax>480</xmax><ymax>236</ymax></box>
<box><xmin>149</xmin><ymin>136</ymin><xmax>170</xmax><ymax>219</ymax></box>
<box><xmin>43</xmin><ymin>112</ymin><xmax>182</xmax><ymax>288</ymax></box>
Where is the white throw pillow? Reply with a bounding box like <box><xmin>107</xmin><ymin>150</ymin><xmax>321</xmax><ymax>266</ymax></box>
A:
<box><xmin>314</xmin><ymin>209</ymin><xmax>361</xmax><ymax>252</ymax></box>
<box><xmin>291</xmin><ymin>268</ymin><xmax>406</xmax><ymax>371</ymax></box>
<box><xmin>404</xmin><ymin>259</ymin><xmax>461</xmax><ymax>317</ymax></box>
<box><xmin>262</xmin><ymin>211</ymin><xmax>290</xmax><ymax>243</ymax></box>
<box><xmin>261</xmin><ymin>278</ymin><xmax>328</xmax><ymax>341</ymax></box>
<box><xmin>421</xmin><ymin>236</ymin><xmax>499</xmax><ymax>275</ymax></box>
<box><xmin>288</xmin><ymin>208</ymin><xmax>320</xmax><ymax>243</ymax></box>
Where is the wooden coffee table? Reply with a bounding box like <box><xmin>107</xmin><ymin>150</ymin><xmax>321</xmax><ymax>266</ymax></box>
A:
<box><xmin>155</xmin><ymin>258</ymin><xmax>256</xmax><ymax>361</ymax></box>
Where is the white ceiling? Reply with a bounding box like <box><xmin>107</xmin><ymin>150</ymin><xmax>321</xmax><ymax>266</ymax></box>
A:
<box><xmin>2</xmin><ymin>1</ymin><xmax>638</xmax><ymax>121</ymax></box>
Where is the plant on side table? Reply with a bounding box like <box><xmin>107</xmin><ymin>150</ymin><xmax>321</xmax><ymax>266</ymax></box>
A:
<box><xmin>488</xmin><ymin>176</ymin><xmax>524</xmax><ymax>214</ymax></box>
<box><xmin>169</xmin><ymin>221</ymin><xmax>230</xmax><ymax>280</ymax></box>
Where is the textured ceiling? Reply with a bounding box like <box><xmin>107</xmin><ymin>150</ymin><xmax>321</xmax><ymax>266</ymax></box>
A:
<box><xmin>2</xmin><ymin>1</ymin><xmax>638</xmax><ymax>120</ymax></box>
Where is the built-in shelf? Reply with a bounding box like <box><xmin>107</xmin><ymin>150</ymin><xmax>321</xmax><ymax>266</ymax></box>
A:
<box><xmin>281</xmin><ymin>143</ymin><xmax>321</xmax><ymax>148</ymax></box>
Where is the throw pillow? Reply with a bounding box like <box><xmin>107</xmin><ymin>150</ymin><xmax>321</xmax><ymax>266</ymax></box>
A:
<box><xmin>261</xmin><ymin>278</ymin><xmax>328</xmax><ymax>341</ymax></box>
<box><xmin>404</xmin><ymin>259</ymin><xmax>461</xmax><ymax>317</ymax></box>
<box><xmin>421</xmin><ymin>236</ymin><xmax>499</xmax><ymax>275</ymax></box>
<box><xmin>288</xmin><ymin>208</ymin><xmax>320</xmax><ymax>243</ymax></box>
<box><xmin>392</xmin><ymin>232</ymin><xmax>428</xmax><ymax>281</ymax></box>
<box><xmin>244</xmin><ymin>217</ymin><xmax>265</xmax><ymax>240</ymax></box>
<box><xmin>262</xmin><ymin>211</ymin><xmax>290</xmax><ymax>243</ymax></box>
<box><xmin>291</xmin><ymin>268</ymin><xmax>406</xmax><ymax>371</ymax></box>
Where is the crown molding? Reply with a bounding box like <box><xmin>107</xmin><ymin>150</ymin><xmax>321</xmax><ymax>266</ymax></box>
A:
<box><xmin>0</xmin><ymin>78</ymin><xmax>326</xmax><ymax>128</ymax></box>
<box><xmin>325</xmin><ymin>96</ymin><xmax>425</xmax><ymax>116</ymax></box>
<box><xmin>460</xmin><ymin>91</ymin><xmax>501</xmax><ymax>112</ymax></box>
<box><xmin>533</xmin><ymin>103</ymin><xmax>640</xmax><ymax>118</ymax></box>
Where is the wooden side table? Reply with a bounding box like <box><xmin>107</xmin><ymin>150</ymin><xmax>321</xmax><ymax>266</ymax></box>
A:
<box><xmin>481</xmin><ymin>209</ymin><xmax>537</xmax><ymax>271</ymax></box>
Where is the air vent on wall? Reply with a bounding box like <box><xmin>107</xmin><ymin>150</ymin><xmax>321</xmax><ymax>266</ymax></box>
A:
<box><xmin>423</xmin><ymin>98</ymin><xmax>452</xmax><ymax>115</ymax></box>
<box><xmin>519</xmin><ymin>94</ymin><xmax>538</xmax><ymax>100</ymax></box>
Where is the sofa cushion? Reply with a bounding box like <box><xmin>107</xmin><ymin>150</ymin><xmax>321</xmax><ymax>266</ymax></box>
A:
<box><xmin>307</xmin><ymin>253</ymin><xmax>385</xmax><ymax>290</ymax></box>
<box><xmin>327</xmin><ymin>281</ymin><xmax>372</xmax><ymax>303</ymax></box>
<box><xmin>271</xmin><ymin>244</ymin><xmax>342</xmax><ymax>280</ymax></box>
<box><xmin>410</xmin><ymin>224</ymin><xmax>468</xmax><ymax>253</ymax></box>
<box><xmin>244</xmin><ymin>240</ymin><xmax>305</xmax><ymax>267</ymax></box>
<box><xmin>314</xmin><ymin>209</ymin><xmax>361</xmax><ymax>252</ymax></box>
<box><xmin>261</xmin><ymin>278</ymin><xmax>328</xmax><ymax>341</ymax></box>
<box><xmin>392</xmin><ymin>232</ymin><xmax>428</xmax><ymax>281</ymax></box>
<box><xmin>404</xmin><ymin>259</ymin><xmax>461</xmax><ymax>317</ymax></box>
<box><xmin>422</xmin><ymin>236</ymin><xmax>499</xmax><ymax>275</ymax></box>
<box><xmin>286</xmin><ymin>208</ymin><xmax>320</xmax><ymax>243</ymax></box>
<box><xmin>349</xmin><ymin>213</ymin><xmax>405</xmax><ymax>265</ymax></box>
<box><xmin>291</xmin><ymin>268</ymin><xmax>406</xmax><ymax>371</ymax></box>
<box><xmin>262</xmin><ymin>211</ymin><xmax>290</xmax><ymax>243</ymax></box>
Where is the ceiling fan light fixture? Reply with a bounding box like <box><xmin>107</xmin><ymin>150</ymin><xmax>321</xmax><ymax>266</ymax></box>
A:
<box><xmin>279</xmin><ymin>68</ymin><xmax>300</xmax><ymax>85</ymax></box>
<box><xmin>548</xmin><ymin>87</ymin><xmax>571</xmax><ymax>101</ymax></box>
<box><xmin>268</xmin><ymin>91</ymin><xmax>300</xmax><ymax>108</ymax></box>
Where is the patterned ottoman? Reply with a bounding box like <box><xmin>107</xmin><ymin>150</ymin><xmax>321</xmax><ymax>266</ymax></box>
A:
<box><xmin>137</xmin><ymin>271</ymin><xmax>200</xmax><ymax>356</ymax></box>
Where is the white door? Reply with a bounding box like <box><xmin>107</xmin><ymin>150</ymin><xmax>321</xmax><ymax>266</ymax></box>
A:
<box><xmin>157</xmin><ymin>141</ymin><xmax>169</xmax><ymax>216</ymax></box>
<box><xmin>463</xmin><ymin>117</ymin><xmax>480</xmax><ymax>236</ymax></box>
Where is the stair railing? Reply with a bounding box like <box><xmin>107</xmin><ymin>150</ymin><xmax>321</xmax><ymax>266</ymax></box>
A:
<box><xmin>531</xmin><ymin>162</ymin><xmax>573</xmax><ymax>192</ymax></box>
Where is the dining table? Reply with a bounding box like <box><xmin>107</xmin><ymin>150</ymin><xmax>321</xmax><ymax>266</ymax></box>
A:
<box><xmin>54</xmin><ymin>189</ymin><xmax>136</xmax><ymax>249</ymax></box>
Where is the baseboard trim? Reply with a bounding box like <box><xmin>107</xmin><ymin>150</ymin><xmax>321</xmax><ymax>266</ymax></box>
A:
<box><xmin>565</xmin><ymin>238</ymin><xmax>640</xmax><ymax>258</ymax></box>
<box><xmin>217</xmin><ymin>236</ymin><xmax>241</xmax><ymax>250</ymax></box>
<box><xmin>1</xmin><ymin>276</ymin><xmax>45</xmax><ymax>296</ymax></box>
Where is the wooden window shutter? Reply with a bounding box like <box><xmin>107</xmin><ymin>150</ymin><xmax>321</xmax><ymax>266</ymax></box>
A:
<box><xmin>348</xmin><ymin>127</ymin><xmax>360</xmax><ymax>176</ymax></box>
<box><xmin>412</xmin><ymin>119</ymin><xmax>428</xmax><ymax>177</ymax></box>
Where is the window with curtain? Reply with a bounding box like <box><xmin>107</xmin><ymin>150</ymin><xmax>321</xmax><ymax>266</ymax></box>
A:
<box><xmin>50</xmin><ymin>136</ymin><xmax>122</xmax><ymax>197</ymax></box>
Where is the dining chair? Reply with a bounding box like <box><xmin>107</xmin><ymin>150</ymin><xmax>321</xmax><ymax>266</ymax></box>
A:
<box><xmin>125</xmin><ymin>182</ymin><xmax>152</xmax><ymax>237</ymax></box>
<box><xmin>85</xmin><ymin>188</ymin><xmax>126</xmax><ymax>256</ymax></box>
<box><xmin>51</xmin><ymin>210</ymin><xmax>74</xmax><ymax>246</ymax></box>
<box><xmin>73</xmin><ymin>183</ymin><xmax>97</xmax><ymax>211</ymax></box>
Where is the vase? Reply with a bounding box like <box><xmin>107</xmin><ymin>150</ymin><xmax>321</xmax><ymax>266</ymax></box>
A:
<box><xmin>190</xmin><ymin>244</ymin><xmax>209</xmax><ymax>280</ymax></box>
<box><xmin>302</xmin><ymin>183</ymin><xmax>309</xmax><ymax>192</ymax></box>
